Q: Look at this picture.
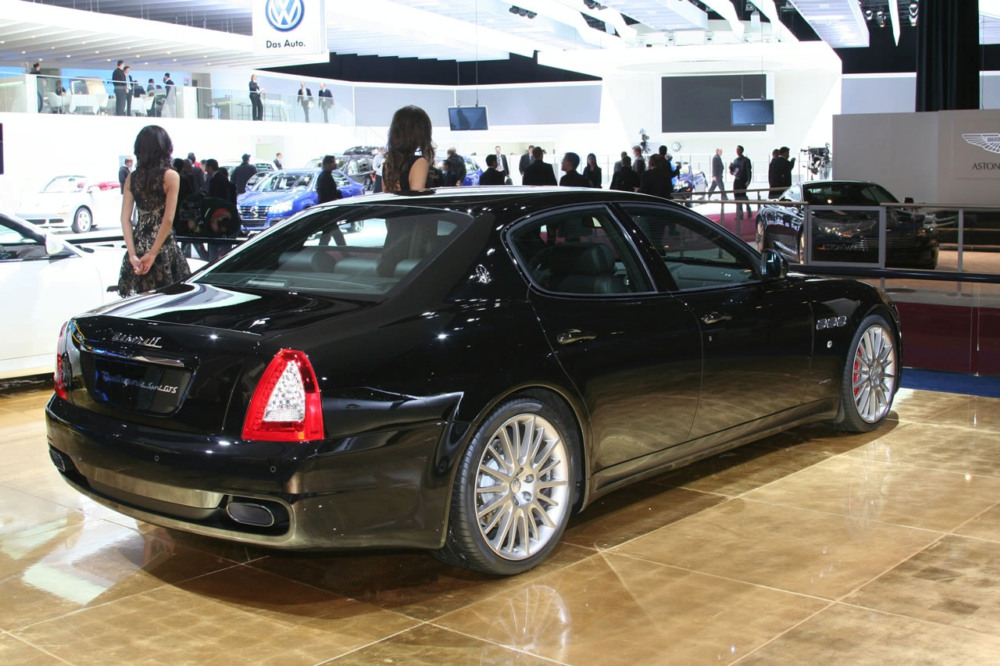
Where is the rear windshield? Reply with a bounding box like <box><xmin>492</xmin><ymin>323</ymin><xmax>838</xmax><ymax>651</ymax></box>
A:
<box><xmin>191</xmin><ymin>204</ymin><xmax>471</xmax><ymax>297</ymax></box>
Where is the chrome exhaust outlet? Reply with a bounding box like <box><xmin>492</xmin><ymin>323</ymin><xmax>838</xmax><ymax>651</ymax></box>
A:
<box><xmin>226</xmin><ymin>500</ymin><xmax>276</xmax><ymax>527</ymax></box>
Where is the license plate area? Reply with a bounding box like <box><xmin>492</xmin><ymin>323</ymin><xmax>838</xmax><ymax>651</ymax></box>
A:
<box><xmin>84</xmin><ymin>354</ymin><xmax>192</xmax><ymax>415</ymax></box>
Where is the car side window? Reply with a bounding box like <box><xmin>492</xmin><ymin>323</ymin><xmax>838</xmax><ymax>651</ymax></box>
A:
<box><xmin>509</xmin><ymin>207</ymin><xmax>652</xmax><ymax>295</ymax></box>
<box><xmin>623</xmin><ymin>205</ymin><xmax>759</xmax><ymax>291</ymax></box>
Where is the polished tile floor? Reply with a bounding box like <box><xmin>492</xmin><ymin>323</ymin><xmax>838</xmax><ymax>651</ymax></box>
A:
<box><xmin>2</xmin><ymin>384</ymin><xmax>1000</xmax><ymax>665</ymax></box>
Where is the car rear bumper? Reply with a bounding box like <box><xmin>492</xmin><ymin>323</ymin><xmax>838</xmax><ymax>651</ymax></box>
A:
<box><xmin>46</xmin><ymin>397</ymin><xmax>451</xmax><ymax>551</ymax></box>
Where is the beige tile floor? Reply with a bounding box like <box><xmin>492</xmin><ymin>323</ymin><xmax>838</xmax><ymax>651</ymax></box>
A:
<box><xmin>2</xmin><ymin>383</ymin><xmax>999</xmax><ymax>665</ymax></box>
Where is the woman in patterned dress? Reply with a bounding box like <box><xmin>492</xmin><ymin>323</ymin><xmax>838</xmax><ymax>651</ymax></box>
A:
<box><xmin>117</xmin><ymin>125</ymin><xmax>190</xmax><ymax>297</ymax></box>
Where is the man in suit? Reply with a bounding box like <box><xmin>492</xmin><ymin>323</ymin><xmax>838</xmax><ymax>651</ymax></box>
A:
<box><xmin>522</xmin><ymin>146</ymin><xmax>557</xmax><ymax>186</ymax></box>
<box><xmin>730</xmin><ymin>145</ymin><xmax>753</xmax><ymax>221</ymax></box>
<box><xmin>494</xmin><ymin>146</ymin><xmax>510</xmax><ymax>182</ymax></box>
<box><xmin>298</xmin><ymin>83</ymin><xmax>312</xmax><ymax>123</ymax></box>
<box><xmin>123</xmin><ymin>65</ymin><xmax>135</xmax><ymax>116</ymax></box>
<box><xmin>518</xmin><ymin>145</ymin><xmax>535</xmax><ymax>180</ymax></box>
<box><xmin>708</xmin><ymin>148</ymin><xmax>727</xmax><ymax>199</ymax></box>
<box><xmin>231</xmin><ymin>154</ymin><xmax>257</xmax><ymax>195</ymax></box>
<box><xmin>273</xmin><ymin>152</ymin><xmax>283</xmax><ymax>170</ymax></box>
<box><xmin>112</xmin><ymin>61</ymin><xmax>127</xmax><ymax>116</ymax></box>
<box><xmin>204</xmin><ymin>159</ymin><xmax>237</xmax><ymax>204</ymax></box>
<box><xmin>318</xmin><ymin>83</ymin><xmax>333</xmax><ymax>123</ymax></box>
<box><xmin>631</xmin><ymin>145</ymin><xmax>646</xmax><ymax>179</ymax></box>
<box><xmin>316</xmin><ymin>155</ymin><xmax>343</xmax><ymax>204</ymax></box>
<box><xmin>479</xmin><ymin>154</ymin><xmax>508</xmax><ymax>185</ymax></box>
<box><xmin>559</xmin><ymin>152</ymin><xmax>590</xmax><ymax>187</ymax></box>
<box><xmin>162</xmin><ymin>72</ymin><xmax>176</xmax><ymax>117</ymax></box>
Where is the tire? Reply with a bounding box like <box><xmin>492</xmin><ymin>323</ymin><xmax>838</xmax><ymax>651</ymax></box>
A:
<box><xmin>72</xmin><ymin>206</ymin><xmax>93</xmax><ymax>233</ymax></box>
<box><xmin>838</xmin><ymin>314</ymin><xmax>898</xmax><ymax>432</ymax></box>
<box><xmin>436</xmin><ymin>396</ymin><xmax>576</xmax><ymax>575</ymax></box>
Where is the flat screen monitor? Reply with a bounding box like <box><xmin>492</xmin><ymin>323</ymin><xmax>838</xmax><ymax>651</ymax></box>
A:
<box><xmin>448</xmin><ymin>106</ymin><xmax>488</xmax><ymax>131</ymax></box>
<box><xmin>731</xmin><ymin>99</ymin><xmax>774</xmax><ymax>126</ymax></box>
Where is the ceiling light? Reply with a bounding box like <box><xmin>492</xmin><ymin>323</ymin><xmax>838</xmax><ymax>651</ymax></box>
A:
<box><xmin>908</xmin><ymin>2</ymin><xmax>918</xmax><ymax>27</ymax></box>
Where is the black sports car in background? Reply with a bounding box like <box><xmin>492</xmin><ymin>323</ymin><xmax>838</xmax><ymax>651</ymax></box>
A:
<box><xmin>46</xmin><ymin>187</ymin><xmax>901</xmax><ymax>575</ymax></box>
<box><xmin>756</xmin><ymin>180</ymin><xmax>939</xmax><ymax>268</ymax></box>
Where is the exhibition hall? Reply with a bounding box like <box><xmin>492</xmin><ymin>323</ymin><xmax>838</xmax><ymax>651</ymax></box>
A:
<box><xmin>1</xmin><ymin>1</ymin><xmax>999</xmax><ymax>663</ymax></box>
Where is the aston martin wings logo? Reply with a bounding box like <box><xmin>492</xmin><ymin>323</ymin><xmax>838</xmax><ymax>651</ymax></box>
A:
<box><xmin>962</xmin><ymin>133</ymin><xmax>1000</xmax><ymax>154</ymax></box>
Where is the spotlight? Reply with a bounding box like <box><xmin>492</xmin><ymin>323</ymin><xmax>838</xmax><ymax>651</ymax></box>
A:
<box><xmin>509</xmin><ymin>5</ymin><xmax>536</xmax><ymax>18</ymax></box>
<box><xmin>908</xmin><ymin>2</ymin><xmax>918</xmax><ymax>27</ymax></box>
<box><xmin>864</xmin><ymin>9</ymin><xmax>873</xmax><ymax>21</ymax></box>
<box><xmin>876</xmin><ymin>10</ymin><xmax>886</xmax><ymax>28</ymax></box>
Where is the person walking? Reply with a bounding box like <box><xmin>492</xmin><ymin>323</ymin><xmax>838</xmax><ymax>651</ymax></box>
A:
<box><xmin>116</xmin><ymin>125</ymin><xmax>191</xmax><ymax>297</ymax></box>
<box><xmin>708</xmin><ymin>148</ymin><xmax>727</xmax><ymax>199</ymax></box>
<box><xmin>316</xmin><ymin>155</ymin><xmax>343</xmax><ymax>204</ymax></box>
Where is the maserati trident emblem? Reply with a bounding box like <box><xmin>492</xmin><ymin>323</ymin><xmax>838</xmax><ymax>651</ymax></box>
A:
<box><xmin>265</xmin><ymin>0</ymin><xmax>304</xmax><ymax>32</ymax></box>
<box><xmin>962</xmin><ymin>133</ymin><xmax>1000</xmax><ymax>155</ymax></box>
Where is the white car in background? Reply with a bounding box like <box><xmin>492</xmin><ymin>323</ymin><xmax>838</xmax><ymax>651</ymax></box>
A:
<box><xmin>16</xmin><ymin>175</ymin><xmax>121</xmax><ymax>233</ymax></box>
<box><xmin>0</xmin><ymin>213</ymin><xmax>124</xmax><ymax>378</ymax></box>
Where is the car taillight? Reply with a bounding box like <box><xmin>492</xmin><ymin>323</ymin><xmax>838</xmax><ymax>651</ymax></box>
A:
<box><xmin>54</xmin><ymin>322</ymin><xmax>68</xmax><ymax>400</ymax></box>
<box><xmin>242</xmin><ymin>349</ymin><xmax>324</xmax><ymax>442</ymax></box>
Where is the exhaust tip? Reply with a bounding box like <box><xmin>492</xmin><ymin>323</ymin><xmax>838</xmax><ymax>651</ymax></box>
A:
<box><xmin>226</xmin><ymin>501</ymin><xmax>276</xmax><ymax>528</ymax></box>
<box><xmin>49</xmin><ymin>448</ymin><xmax>69</xmax><ymax>473</ymax></box>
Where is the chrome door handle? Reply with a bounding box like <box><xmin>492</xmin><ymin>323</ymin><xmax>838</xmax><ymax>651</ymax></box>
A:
<box><xmin>557</xmin><ymin>329</ymin><xmax>597</xmax><ymax>345</ymax></box>
<box><xmin>700</xmin><ymin>313</ymin><xmax>732</xmax><ymax>325</ymax></box>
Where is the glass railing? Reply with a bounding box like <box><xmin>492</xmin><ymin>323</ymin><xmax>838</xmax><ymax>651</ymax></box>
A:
<box><xmin>0</xmin><ymin>72</ymin><xmax>340</xmax><ymax>124</ymax></box>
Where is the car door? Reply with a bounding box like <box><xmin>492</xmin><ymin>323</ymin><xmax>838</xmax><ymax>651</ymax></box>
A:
<box><xmin>510</xmin><ymin>205</ymin><xmax>702</xmax><ymax>472</ymax></box>
<box><xmin>620</xmin><ymin>203</ymin><xmax>814</xmax><ymax>439</ymax></box>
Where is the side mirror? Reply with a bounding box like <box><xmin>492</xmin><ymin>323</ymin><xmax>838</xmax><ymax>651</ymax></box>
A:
<box><xmin>761</xmin><ymin>249</ymin><xmax>788</xmax><ymax>280</ymax></box>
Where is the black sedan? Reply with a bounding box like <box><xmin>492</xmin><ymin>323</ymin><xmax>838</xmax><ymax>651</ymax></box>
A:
<box><xmin>46</xmin><ymin>187</ymin><xmax>901</xmax><ymax>575</ymax></box>
<box><xmin>757</xmin><ymin>180</ymin><xmax>939</xmax><ymax>269</ymax></box>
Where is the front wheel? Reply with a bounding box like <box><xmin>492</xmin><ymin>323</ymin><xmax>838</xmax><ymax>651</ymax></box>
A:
<box><xmin>437</xmin><ymin>396</ymin><xmax>576</xmax><ymax>575</ymax></box>
<box><xmin>72</xmin><ymin>206</ymin><xmax>93</xmax><ymax>233</ymax></box>
<box><xmin>838</xmin><ymin>314</ymin><xmax>898</xmax><ymax>432</ymax></box>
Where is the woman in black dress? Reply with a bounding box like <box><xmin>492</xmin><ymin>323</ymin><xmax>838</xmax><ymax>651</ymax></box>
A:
<box><xmin>382</xmin><ymin>105</ymin><xmax>436</xmax><ymax>192</ymax></box>
<box><xmin>117</xmin><ymin>125</ymin><xmax>190</xmax><ymax>297</ymax></box>
<box><xmin>249</xmin><ymin>74</ymin><xmax>263</xmax><ymax>121</ymax></box>
<box><xmin>582</xmin><ymin>152</ymin><xmax>602</xmax><ymax>188</ymax></box>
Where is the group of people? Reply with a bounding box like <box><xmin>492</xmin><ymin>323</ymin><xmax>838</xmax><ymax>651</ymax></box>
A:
<box><xmin>248</xmin><ymin>76</ymin><xmax>334</xmax><ymax>122</ymax></box>
<box><xmin>767</xmin><ymin>146</ymin><xmax>796</xmax><ymax>197</ymax></box>
<box><xmin>111</xmin><ymin>61</ymin><xmax>175</xmax><ymax>117</ymax></box>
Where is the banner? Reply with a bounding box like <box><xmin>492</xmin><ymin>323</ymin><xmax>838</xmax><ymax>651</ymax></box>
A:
<box><xmin>253</xmin><ymin>0</ymin><xmax>328</xmax><ymax>59</ymax></box>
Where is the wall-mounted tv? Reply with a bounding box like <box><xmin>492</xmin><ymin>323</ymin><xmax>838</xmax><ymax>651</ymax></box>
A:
<box><xmin>448</xmin><ymin>106</ymin><xmax>489</xmax><ymax>131</ymax></box>
<box><xmin>731</xmin><ymin>99</ymin><xmax>775</xmax><ymax>126</ymax></box>
<box><xmin>661</xmin><ymin>75</ymin><xmax>767</xmax><ymax>133</ymax></box>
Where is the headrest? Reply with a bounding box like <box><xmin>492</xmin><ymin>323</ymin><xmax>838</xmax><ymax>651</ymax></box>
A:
<box><xmin>548</xmin><ymin>242</ymin><xmax>614</xmax><ymax>276</ymax></box>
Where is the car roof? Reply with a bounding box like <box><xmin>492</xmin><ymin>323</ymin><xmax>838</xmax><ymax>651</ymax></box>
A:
<box><xmin>313</xmin><ymin>185</ymin><xmax>680</xmax><ymax>219</ymax></box>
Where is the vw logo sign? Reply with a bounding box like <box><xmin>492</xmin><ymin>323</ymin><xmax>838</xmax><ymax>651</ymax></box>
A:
<box><xmin>265</xmin><ymin>0</ymin><xmax>304</xmax><ymax>32</ymax></box>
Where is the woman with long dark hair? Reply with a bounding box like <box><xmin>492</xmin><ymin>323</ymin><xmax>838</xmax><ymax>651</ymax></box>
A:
<box><xmin>582</xmin><ymin>152</ymin><xmax>602</xmax><ymax>188</ymax></box>
<box><xmin>381</xmin><ymin>105</ymin><xmax>436</xmax><ymax>192</ymax></box>
<box><xmin>117</xmin><ymin>125</ymin><xmax>190</xmax><ymax>297</ymax></box>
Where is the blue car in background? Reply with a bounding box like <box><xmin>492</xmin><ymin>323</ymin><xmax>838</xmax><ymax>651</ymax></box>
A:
<box><xmin>435</xmin><ymin>155</ymin><xmax>484</xmax><ymax>187</ymax></box>
<box><xmin>238</xmin><ymin>169</ymin><xmax>364</xmax><ymax>234</ymax></box>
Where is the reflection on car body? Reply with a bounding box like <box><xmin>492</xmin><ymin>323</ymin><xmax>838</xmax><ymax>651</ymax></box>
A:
<box><xmin>47</xmin><ymin>187</ymin><xmax>902</xmax><ymax>576</ymax></box>
<box><xmin>756</xmin><ymin>180</ymin><xmax>939</xmax><ymax>268</ymax></box>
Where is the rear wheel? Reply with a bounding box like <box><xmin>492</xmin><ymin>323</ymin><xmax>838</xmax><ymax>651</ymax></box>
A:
<box><xmin>72</xmin><ymin>206</ymin><xmax>93</xmax><ymax>233</ymax></box>
<box><xmin>437</xmin><ymin>396</ymin><xmax>576</xmax><ymax>575</ymax></box>
<box><xmin>839</xmin><ymin>314</ymin><xmax>898</xmax><ymax>432</ymax></box>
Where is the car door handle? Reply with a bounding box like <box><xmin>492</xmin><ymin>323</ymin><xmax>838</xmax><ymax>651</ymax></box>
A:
<box><xmin>557</xmin><ymin>329</ymin><xmax>597</xmax><ymax>345</ymax></box>
<box><xmin>700</xmin><ymin>313</ymin><xmax>732</xmax><ymax>325</ymax></box>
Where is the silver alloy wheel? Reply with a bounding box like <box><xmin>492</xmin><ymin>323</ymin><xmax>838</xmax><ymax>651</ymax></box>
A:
<box><xmin>852</xmin><ymin>323</ymin><xmax>897</xmax><ymax>423</ymax></box>
<box><xmin>73</xmin><ymin>207</ymin><xmax>93</xmax><ymax>233</ymax></box>
<box><xmin>474</xmin><ymin>413</ymin><xmax>571</xmax><ymax>561</ymax></box>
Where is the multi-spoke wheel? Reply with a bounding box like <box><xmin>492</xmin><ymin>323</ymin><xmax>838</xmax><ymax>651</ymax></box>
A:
<box><xmin>72</xmin><ymin>206</ymin><xmax>93</xmax><ymax>233</ymax></box>
<box><xmin>437</xmin><ymin>396</ymin><xmax>576</xmax><ymax>575</ymax></box>
<box><xmin>839</xmin><ymin>314</ymin><xmax>898</xmax><ymax>432</ymax></box>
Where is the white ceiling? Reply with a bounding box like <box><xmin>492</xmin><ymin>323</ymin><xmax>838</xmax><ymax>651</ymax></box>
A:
<box><xmin>1</xmin><ymin>0</ymin><xmax>997</xmax><ymax>75</ymax></box>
